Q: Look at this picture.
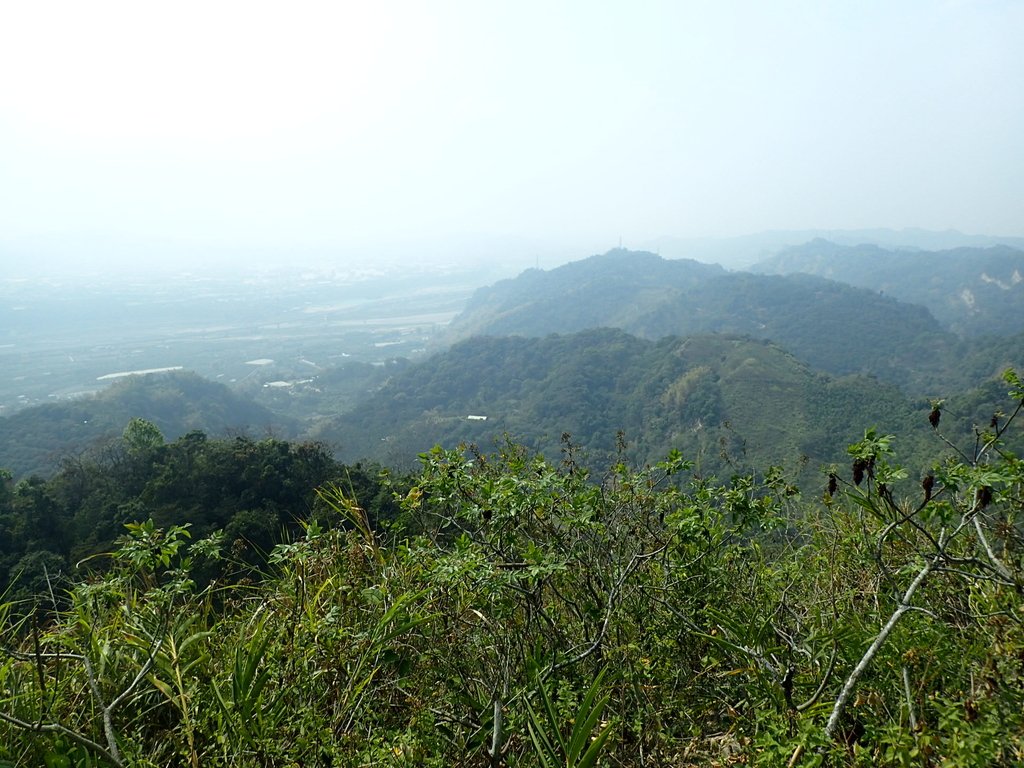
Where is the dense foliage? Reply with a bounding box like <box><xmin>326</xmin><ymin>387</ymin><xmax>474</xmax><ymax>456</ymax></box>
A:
<box><xmin>0</xmin><ymin>423</ymin><xmax>395</xmax><ymax>602</ymax></box>
<box><xmin>3</xmin><ymin>247</ymin><xmax>1023</xmax><ymax>764</ymax></box>
<box><xmin>327</xmin><ymin>330</ymin><xmax>953</xmax><ymax>482</ymax></box>
<box><xmin>2</xmin><ymin>371</ymin><xmax>1022</xmax><ymax>766</ymax></box>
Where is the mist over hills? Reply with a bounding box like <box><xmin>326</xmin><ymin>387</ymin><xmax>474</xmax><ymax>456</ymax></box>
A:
<box><xmin>4</xmin><ymin>1</ymin><xmax>1024</xmax><ymax>754</ymax></box>
<box><xmin>752</xmin><ymin>240</ymin><xmax>1024</xmax><ymax>336</ymax></box>
<box><xmin>3</xmin><ymin>239</ymin><xmax>1023</xmax><ymax>482</ymax></box>
<box><xmin>645</xmin><ymin>228</ymin><xmax>1024</xmax><ymax>269</ymax></box>
<box><xmin>447</xmin><ymin>248</ymin><xmax>961</xmax><ymax>393</ymax></box>
<box><xmin>323</xmin><ymin>329</ymin><xmax>935</xmax><ymax>480</ymax></box>
<box><xmin>447</xmin><ymin>250</ymin><xmax>725</xmax><ymax>338</ymax></box>
<box><xmin>0</xmin><ymin>372</ymin><xmax>289</xmax><ymax>478</ymax></box>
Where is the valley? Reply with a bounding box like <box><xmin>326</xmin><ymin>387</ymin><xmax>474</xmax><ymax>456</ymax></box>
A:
<box><xmin>2</xmin><ymin>237</ymin><xmax>1024</xmax><ymax>766</ymax></box>
<box><xmin>0</xmin><ymin>263</ymin><xmax>488</xmax><ymax>418</ymax></box>
<box><xmin>3</xmin><ymin>239</ymin><xmax>1022</xmax><ymax>485</ymax></box>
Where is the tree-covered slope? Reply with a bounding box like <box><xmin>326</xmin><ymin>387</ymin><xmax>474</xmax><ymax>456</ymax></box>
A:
<box><xmin>0</xmin><ymin>427</ymin><xmax>395</xmax><ymax>601</ymax></box>
<box><xmin>447</xmin><ymin>249</ymin><xmax>725</xmax><ymax>338</ymax></box>
<box><xmin>631</xmin><ymin>271</ymin><xmax>955</xmax><ymax>387</ymax></box>
<box><xmin>752</xmin><ymin>239</ymin><xmax>1024</xmax><ymax>335</ymax></box>
<box><xmin>3</xmin><ymin>373</ymin><xmax>1023</xmax><ymax>766</ymax></box>
<box><xmin>323</xmin><ymin>329</ymin><xmax>934</xmax><ymax>479</ymax></box>
<box><xmin>0</xmin><ymin>371</ymin><xmax>292</xmax><ymax>478</ymax></box>
<box><xmin>445</xmin><ymin>249</ymin><xmax>959</xmax><ymax>392</ymax></box>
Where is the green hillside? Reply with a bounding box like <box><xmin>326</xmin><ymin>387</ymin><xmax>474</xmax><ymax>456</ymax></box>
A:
<box><xmin>0</xmin><ymin>371</ymin><xmax>293</xmax><ymax>479</ymax></box>
<box><xmin>446</xmin><ymin>249</ymin><xmax>959</xmax><ymax>392</ymax></box>
<box><xmin>322</xmin><ymin>329</ymin><xmax>940</xmax><ymax>482</ymax></box>
<box><xmin>752</xmin><ymin>239</ymin><xmax>1024</xmax><ymax>335</ymax></box>
<box><xmin>2</xmin><ymin>371</ymin><xmax>1022</xmax><ymax>765</ymax></box>
<box><xmin>447</xmin><ymin>250</ymin><xmax>725</xmax><ymax>337</ymax></box>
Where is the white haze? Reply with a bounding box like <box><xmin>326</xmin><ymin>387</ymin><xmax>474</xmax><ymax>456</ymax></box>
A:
<box><xmin>1</xmin><ymin>0</ymin><xmax>1022</xmax><ymax>276</ymax></box>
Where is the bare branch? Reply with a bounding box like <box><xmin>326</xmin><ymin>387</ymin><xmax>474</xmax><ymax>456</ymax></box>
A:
<box><xmin>902</xmin><ymin>665</ymin><xmax>917</xmax><ymax>732</ymax></box>
<box><xmin>548</xmin><ymin>546</ymin><xmax>664</xmax><ymax>676</ymax></box>
<box><xmin>796</xmin><ymin>646</ymin><xmax>838</xmax><ymax>712</ymax></box>
<box><xmin>825</xmin><ymin>555</ymin><xmax>934</xmax><ymax>741</ymax></box>
<box><xmin>973</xmin><ymin>516</ymin><xmax>1013</xmax><ymax>581</ymax></box>
<box><xmin>0</xmin><ymin>711</ymin><xmax>123</xmax><ymax>767</ymax></box>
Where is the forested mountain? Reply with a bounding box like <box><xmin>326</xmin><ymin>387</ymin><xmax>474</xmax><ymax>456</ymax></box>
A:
<box><xmin>324</xmin><ymin>328</ymin><xmax>944</xmax><ymax>480</ymax></box>
<box><xmin>446</xmin><ymin>248</ymin><xmax>961</xmax><ymax>393</ymax></box>
<box><xmin>752</xmin><ymin>239</ymin><xmax>1024</xmax><ymax>335</ymax></box>
<box><xmin>446</xmin><ymin>250</ymin><xmax>725</xmax><ymax>338</ymax></box>
<box><xmin>0</xmin><ymin>371</ymin><xmax>292</xmax><ymax>478</ymax></box>
<box><xmin>0</xmin><ymin>427</ymin><xmax>395</xmax><ymax>601</ymax></box>
<box><xmin>8</xmin><ymin>252</ymin><xmax>1020</xmax><ymax>484</ymax></box>
<box><xmin>3</xmin><ymin>253</ymin><xmax>1024</xmax><ymax>765</ymax></box>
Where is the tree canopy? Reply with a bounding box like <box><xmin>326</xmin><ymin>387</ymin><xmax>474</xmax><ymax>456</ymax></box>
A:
<box><xmin>1</xmin><ymin>372</ymin><xmax>1022</xmax><ymax>765</ymax></box>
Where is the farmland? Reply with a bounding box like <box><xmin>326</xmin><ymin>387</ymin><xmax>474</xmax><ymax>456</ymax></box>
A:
<box><xmin>0</xmin><ymin>263</ymin><xmax>491</xmax><ymax>418</ymax></box>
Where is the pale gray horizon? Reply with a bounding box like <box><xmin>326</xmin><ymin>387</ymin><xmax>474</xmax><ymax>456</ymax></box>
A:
<box><xmin>2</xmin><ymin>1</ymin><xmax>1022</xmax><ymax>276</ymax></box>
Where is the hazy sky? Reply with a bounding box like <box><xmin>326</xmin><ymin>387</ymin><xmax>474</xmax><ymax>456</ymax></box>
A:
<box><xmin>1</xmin><ymin>1</ymin><xmax>1022</xmax><ymax>272</ymax></box>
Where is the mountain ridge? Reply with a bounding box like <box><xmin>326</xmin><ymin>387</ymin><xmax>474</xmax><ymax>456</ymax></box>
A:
<box><xmin>0</xmin><ymin>371</ymin><xmax>292</xmax><ymax>478</ymax></box>
<box><xmin>446</xmin><ymin>248</ymin><xmax>959</xmax><ymax>393</ymax></box>
<box><xmin>751</xmin><ymin>239</ymin><xmax>1024</xmax><ymax>335</ymax></box>
<box><xmin>323</xmin><ymin>328</ymin><xmax>934</xmax><ymax>480</ymax></box>
<box><xmin>643</xmin><ymin>228</ymin><xmax>1024</xmax><ymax>269</ymax></box>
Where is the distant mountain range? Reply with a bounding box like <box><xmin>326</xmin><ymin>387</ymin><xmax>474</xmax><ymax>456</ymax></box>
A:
<box><xmin>751</xmin><ymin>240</ymin><xmax>1024</xmax><ymax>336</ymax></box>
<box><xmin>643</xmin><ymin>228</ymin><xmax>1024</xmax><ymax>269</ymax></box>
<box><xmin>4</xmin><ymin>240</ymin><xmax>1023</xmax><ymax>482</ymax></box>
<box><xmin>6</xmin><ymin>327</ymin><xmax>1017</xmax><ymax>488</ymax></box>
<box><xmin>446</xmin><ymin>248</ymin><xmax>962</xmax><ymax>393</ymax></box>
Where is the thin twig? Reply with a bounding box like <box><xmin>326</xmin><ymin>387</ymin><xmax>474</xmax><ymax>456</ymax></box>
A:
<box><xmin>902</xmin><ymin>665</ymin><xmax>917</xmax><ymax>732</ymax></box>
<box><xmin>548</xmin><ymin>546</ymin><xmax>663</xmax><ymax>676</ymax></box>
<box><xmin>796</xmin><ymin>646</ymin><xmax>838</xmax><ymax>712</ymax></box>
<box><xmin>973</xmin><ymin>516</ymin><xmax>1013</xmax><ymax>581</ymax></box>
<box><xmin>0</xmin><ymin>712</ymin><xmax>123</xmax><ymax>767</ymax></box>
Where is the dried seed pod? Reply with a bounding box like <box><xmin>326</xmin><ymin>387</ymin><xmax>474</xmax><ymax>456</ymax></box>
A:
<box><xmin>827</xmin><ymin>473</ymin><xmax>838</xmax><ymax>497</ymax></box>
<box><xmin>852</xmin><ymin>458</ymin><xmax>867</xmax><ymax>486</ymax></box>
<box><xmin>929</xmin><ymin>407</ymin><xmax>941</xmax><ymax>429</ymax></box>
<box><xmin>922</xmin><ymin>474</ymin><xmax>934</xmax><ymax>502</ymax></box>
<box><xmin>782</xmin><ymin>666</ymin><xmax>795</xmax><ymax>708</ymax></box>
<box><xmin>976</xmin><ymin>486</ymin><xmax>993</xmax><ymax>509</ymax></box>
